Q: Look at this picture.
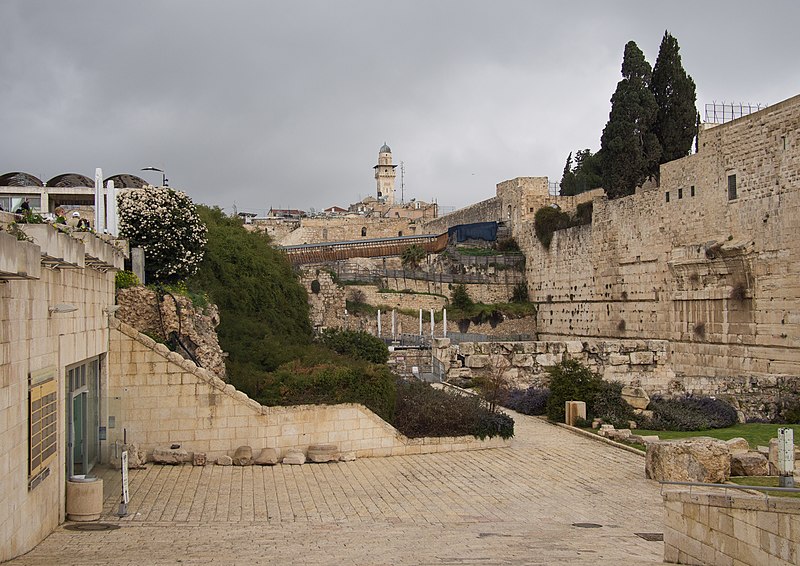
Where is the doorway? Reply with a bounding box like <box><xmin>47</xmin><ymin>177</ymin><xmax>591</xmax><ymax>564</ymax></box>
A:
<box><xmin>66</xmin><ymin>357</ymin><xmax>100</xmax><ymax>477</ymax></box>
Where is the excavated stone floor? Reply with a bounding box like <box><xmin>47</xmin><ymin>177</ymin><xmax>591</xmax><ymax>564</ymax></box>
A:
<box><xmin>9</xmin><ymin>412</ymin><xmax>666</xmax><ymax>565</ymax></box>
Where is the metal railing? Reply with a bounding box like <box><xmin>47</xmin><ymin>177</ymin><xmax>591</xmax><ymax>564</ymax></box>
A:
<box><xmin>331</xmin><ymin>264</ymin><xmax>525</xmax><ymax>286</ymax></box>
<box><xmin>660</xmin><ymin>480</ymin><xmax>800</xmax><ymax>499</ymax></box>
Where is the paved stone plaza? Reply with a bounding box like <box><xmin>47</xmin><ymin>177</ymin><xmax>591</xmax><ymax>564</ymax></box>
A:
<box><xmin>9</xmin><ymin>413</ymin><xmax>666</xmax><ymax>565</ymax></box>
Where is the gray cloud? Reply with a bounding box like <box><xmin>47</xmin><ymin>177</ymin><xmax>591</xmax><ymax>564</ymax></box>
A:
<box><xmin>1</xmin><ymin>1</ymin><xmax>797</xmax><ymax>213</ymax></box>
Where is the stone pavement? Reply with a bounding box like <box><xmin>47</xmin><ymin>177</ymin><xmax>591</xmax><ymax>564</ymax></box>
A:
<box><xmin>9</xmin><ymin>413</ymin><xmax>666</xmax><ymax>565</ymax></box>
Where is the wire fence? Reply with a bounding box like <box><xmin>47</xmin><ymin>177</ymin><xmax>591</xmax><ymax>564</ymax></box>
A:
<box><xmin>704</xmin><ymin>101</ymin><xmax>767</xmax><ymax>124</ymax></box>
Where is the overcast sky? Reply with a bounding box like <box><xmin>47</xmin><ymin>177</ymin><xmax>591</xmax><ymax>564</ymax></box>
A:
<box><xmin>1</xmin><ymin>1</ymin><xmax>797</xmax><ymax>214</ymax></box>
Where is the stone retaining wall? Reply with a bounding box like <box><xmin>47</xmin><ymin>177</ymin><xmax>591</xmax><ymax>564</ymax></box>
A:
<box><xmin>436</xmin><ymin>338</ymin><xmax>672</xmax><ymax>390</ymax></box>
<box><xmin>108</xmin><ymin>319</ymin><xmax>510</xmax><ymax>461</ymax></box>
<box><xmin>663</xmin><ymin>489</ymin><xmax>800</xmax><ymax>565</ymax></box>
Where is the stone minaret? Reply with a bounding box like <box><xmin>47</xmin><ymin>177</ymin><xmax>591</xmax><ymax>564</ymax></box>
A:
<box><xmin>374</xmin><ymin>142</ymin><xmax>397</xmax><ymax>205</ymax></box>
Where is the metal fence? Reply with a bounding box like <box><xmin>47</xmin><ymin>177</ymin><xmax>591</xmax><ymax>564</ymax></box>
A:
<box><xmin>704</xmin><ymin>101</ymin><xmax>767</xmax><ymax>124</ymax></box>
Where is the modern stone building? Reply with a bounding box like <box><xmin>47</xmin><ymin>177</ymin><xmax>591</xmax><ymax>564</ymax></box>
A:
<box><xmin>0</xmin><ymin>215</ymin><xmax>126</xmax><ymax>561</ymax></box>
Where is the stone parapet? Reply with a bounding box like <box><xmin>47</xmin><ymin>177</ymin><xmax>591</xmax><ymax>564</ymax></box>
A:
<box><xmin>663</xmin><ymin>489</ymin><xmax>800</xmax><ymax>565</ymax></box>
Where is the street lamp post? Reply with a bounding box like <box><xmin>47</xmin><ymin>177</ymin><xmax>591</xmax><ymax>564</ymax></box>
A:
<box><xmin>140</xmin><ymin>167</ymin><xmax>168</xmax><ymax>187</ymax></box>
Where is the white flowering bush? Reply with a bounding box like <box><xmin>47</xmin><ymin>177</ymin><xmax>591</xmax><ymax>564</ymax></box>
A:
<box><xmin>118</xmin><ymin>187</ymin><xmax>207</xmax><ymax>283</ymax></box>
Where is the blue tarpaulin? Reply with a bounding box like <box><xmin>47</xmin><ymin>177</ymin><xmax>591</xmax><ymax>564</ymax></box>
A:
<box><xmin>447</xmin><ymin>222</ymin><xmax>498</xmax><ymax>243</ymax></box>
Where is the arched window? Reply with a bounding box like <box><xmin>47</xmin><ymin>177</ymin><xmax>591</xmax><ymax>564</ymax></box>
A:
<box><xmin>398</xmin><ymin>231</ymin><xmax>403</xmax><ymax>237</ymax></box>
<box><xmin>507</xmin><ymin>205</ymin><xmax>512</xmax><ymax>219</ymax></box>
<box><xmin>322</xmin><ymin>228</ymin><xmax>328</xmax><ymax>240</ymax></box>
<box><xmin>361</xmin><ymin>227</ymin><xmax>367</xmax><ymax>237</ymax></box>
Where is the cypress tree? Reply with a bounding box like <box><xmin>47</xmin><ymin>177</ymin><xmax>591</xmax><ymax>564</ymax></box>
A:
<box><xmin>651</xmin><ymin>31</ymin><xmax>698</xmax><ymax>165</ymax></box>
<box><xmin>560</xmin><ymin>152</ymin><xmax>576</xmax><ymax>196</ymax></box>
<box><xmin>600</xmin><ymin>41</ymin><xmax>661</xmax><ymax>199</ymax></box>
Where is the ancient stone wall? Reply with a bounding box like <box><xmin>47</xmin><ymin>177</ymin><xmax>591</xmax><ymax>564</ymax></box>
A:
<box><xmin>278</xmin><ymin>216</ymin><xmax>418</xmax><ymax>245</ymax></box>
<box><xmin>116</xmin><ymin>287</ymin><xmax>226</xmax><ymax>379</ymax></box>
<box><xmin>107</xmin><ymin>319</ymin><xmax>510</xmax><ymax>461</ymax></box>
<box><xmin>300</xmin><ymin>269</ymin><xmax>347</xmax><ymax>330</ymax></box>
<box><xmin>436</xmin><ymin>338</ymin><xmax>672</xmax><ymax>391</ymax></box>
<box><xmin>376</xmin><ymin>276</ymin><xmax>517</xmax><ymax>304</ymax></box>
<box><xmin>421</xmin><ymin>195</ymin><xmax>502</xmax><ymax>234</ymax></box>
<box><xmin>663</xmin><ymin>490</ymin><xmax>800</xmax><ymax>565</ymax></box>
<box><xmin>511</xmin><ymin>94</ymin><xmax>800</xmax><ymax>416</ymax></box>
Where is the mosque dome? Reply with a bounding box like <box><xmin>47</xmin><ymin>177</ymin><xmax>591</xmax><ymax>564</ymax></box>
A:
<box><xmin>379</xmin><ymin>142</ymin><xmax>391</xmax><ymax>153</ymax></box>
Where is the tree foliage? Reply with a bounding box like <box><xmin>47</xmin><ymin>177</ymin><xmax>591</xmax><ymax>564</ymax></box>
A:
<box><xmin>450</xmin><ymin>284</ymin><xmax>473</xmax><ymax>310</ymax></box>
<box><xmin>559</xmin><ymin>149</ymin><xmax>603</xmax><ymax>196</ymax></box>
<box><xmin>600</xmin><ymin>41</ymin><xmax>661</xmax><ymax>199</ymax></box>
<box><xmin>400</xmin><ymin>244</ymin><xmax>426</xmax><ymax>269</ymax></box>
<box><xmin>534</xmin><ymin>206</ymin><xmax>571</xmax><ymax>248</ymax></box>
<box><xmin>318</xmin><ymin>329</ymin><xmax>389</xmax><ymax>364</ymax></box>
<box><xmin>118</xmin><ymin>187</ymin><xmax>207</xmax><ymax>283</ymax></box>
<box><xmin>651</xmin><ymin>30</ymin><xmax>698</xmax><ymax>165</ymax></box>
<box><xmin>188</xmin><ymin>206</ymin><xmax>312</xmax><ymax>375</ymax></box>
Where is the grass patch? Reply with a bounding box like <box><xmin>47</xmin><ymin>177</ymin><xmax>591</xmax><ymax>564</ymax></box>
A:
<box><xmin>633</xmin><ymin>423</ymin><xmax>800</xmax><ymax>448</ymax></box>
<box><xmin>728</xmin><ymin>476</ymin><xmax>800</xmax><ymax>498</ymax></box>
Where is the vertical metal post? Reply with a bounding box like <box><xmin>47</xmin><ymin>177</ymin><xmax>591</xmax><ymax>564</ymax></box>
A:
<box><xmin>377</xmin><ymin>309</ymin><xmax>382</xmax><ymax>338</ymax></box>
<box><xmin>778</xmin><ymin>428</ymin><xmax>795</xmax><ymax>488</ymax></box>
<box><xmin>443</xmin><ymin>308</ymin><xmax>447</xmax><ymax>337</ymax></box>
<box><xmin>419</xmin><ymin>309</ymin><xmax>423</xmax><ymax>336</ymax></box>
<box><xmin>430</xmin><ymin>309</ymin><xmax>434</xmax><ymax>337</ymax></box>
<box><xmin>391</xmin><ymin>309</ymin><xmax>396</xmax><ymax>340</ymax></box>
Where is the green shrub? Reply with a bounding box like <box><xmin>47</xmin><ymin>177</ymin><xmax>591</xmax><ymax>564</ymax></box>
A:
<box><xmin>534</xmin><ymin>206</ymin><xmax>571</xmax><ymax>248</ymax></box>
<box><xmin>496</xmin><ymin>238</ymin><xmax>520</xmax><ymax>252</ymax></box>
<box><xmin>115</xmin><ymin>270</ymin><xmax>141</xmax><ymax>290</ymax></box>
<box><xmin>643</xmin><ymin>395</ymin><xmax>738</xmax><ymax>431</ymax></box>
<box><xmin>474</xmin><ymin>411</ymin><xmax>515</xmax><ymax>440</ymax></box>
<box><xmin>394</xmin><ymin>379</ymin><xmax>514</xmax><ymax>439</ymax></box>
<box><xmin>318</xmin><ymin>329</ymin><xmax>389</xmax><ymax>364</ymax></box>
<box><xmin>188</xmin><ymin>206</ymin><xmax>312</xmax><ymax>376</ymax></box>
<box><xmin>118</xmin><ymin>187</ymin><xmax>207</xmax><ymax>283</ymax></box>
<box><xmin>574</xmin><ymin>202</ymin><xmax>593</xmax><ymax>225</ymax></box>
<box><xmin>257</xmin><ymin>361</ymin><xmax>396</xmax><ymax>422</ymax></box>
<box><xmin>500</xmin><ymin>387</ymin><xmax>550</xmax><ymax>415</ymax></box>
<box><xmin>782</xmin><ymin>400</ymin><xmax>800</xmax><ymax>424</ymax></box>
<box><xmin>511</xmin><ymin>282</ymin><xmax>529</xmax><ymax>303</ymax></box>
<box><xmin>450</xmin><ymin>284</ymin><xmax>473</xmax><ymax>310</ymax></box>
<box><xmin>592</xmin><ymin>380</ymin><xmax>637</xmax><ymax>428</ymax></box>
<box><xmin>545</xmin><ymin>359</ymin><xmax>601</xmax><ymax>422</ymax></box>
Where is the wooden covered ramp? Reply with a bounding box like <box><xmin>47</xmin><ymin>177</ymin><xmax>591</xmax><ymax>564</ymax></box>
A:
<box><xmin>281</xmin><ymin>232</ymin><xmax>448</xmax><ymax>265</ymax></box>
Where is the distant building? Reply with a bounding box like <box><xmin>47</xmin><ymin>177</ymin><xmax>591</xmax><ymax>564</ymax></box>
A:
<box><xmin>374</xmin><ymin>142</ymin><xmax>397</xmax><ymax>205</ymax></box>
<box><xmin>267</xmin><ymin>208</ymin><xmax>306</xmax><ymax>219</ymax></box>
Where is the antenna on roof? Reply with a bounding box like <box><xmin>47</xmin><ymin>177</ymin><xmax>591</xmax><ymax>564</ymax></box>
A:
<box><xmin>400</xmin><ymin>161</ymin><xmax>405</xmax><ymax>204</ymax></box>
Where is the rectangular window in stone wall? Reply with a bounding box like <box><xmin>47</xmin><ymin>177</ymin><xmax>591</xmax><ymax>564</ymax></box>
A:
<box><xmin>728</xmin><ymin>174</ymin><xmax>737</xmax><ymax>200</ymax></box>
<box><xmin>665</xmin><ymin>191</ymin><xmax>670</xmax><ymax>203</ymax></box>
<box><xmin>678</xmin><ymin>188</ymin><xmax>683</xmax><ymax>199</ymax></box>
<box><xmin>690</xmin><ymin>185</ymin><xmax>695</xmax><ymax>197</ymax></box>
<box><xmin>29</xmin><ymin>367</ymin><xmax>57</xmax><ymax>489</ymax></box>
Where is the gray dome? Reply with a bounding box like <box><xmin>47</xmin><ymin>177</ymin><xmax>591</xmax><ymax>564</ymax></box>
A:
<box><xmin>379</xmin><ymin>142</ymin><xmax>391</xmax><ymax>153</ymax></box>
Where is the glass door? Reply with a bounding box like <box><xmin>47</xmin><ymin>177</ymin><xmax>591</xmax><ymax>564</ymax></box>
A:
<box><xmin>66</xmin><ymin>357</ymin><xmax>100</xmax><ymax>477</ymax></box>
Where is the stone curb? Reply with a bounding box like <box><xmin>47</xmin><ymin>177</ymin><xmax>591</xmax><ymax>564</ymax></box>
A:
<box><xmin>549</xmin><ymin>419</ymin><xmax>647</xmax><ymax>457</ymax></box>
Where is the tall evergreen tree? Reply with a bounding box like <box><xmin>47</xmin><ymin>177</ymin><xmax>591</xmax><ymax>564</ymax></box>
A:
<box><xmin>600</xmin><ymin>41</ymin><xmax>661</xmax><ymax>199</ymax></box>
<box><xmin>559</xmin><ymin>152</ymin><xmax>575</xmax><ymax>196</ymax></box>
<box><xmin>560</xmin><ymin>149</ymin><xmax>603</xmax><ymax>196</ymax></box>
<box><xmin>651</xmin><ymin>31</ymin><xmax>697</xmax><ymax>165</ymax></box>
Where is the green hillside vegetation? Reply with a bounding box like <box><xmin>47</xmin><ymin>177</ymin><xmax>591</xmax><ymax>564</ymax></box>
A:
<box><xmin>183</xmin><ymin>207</ymin><xmax>513</xmax><ymax>439</ymax></box>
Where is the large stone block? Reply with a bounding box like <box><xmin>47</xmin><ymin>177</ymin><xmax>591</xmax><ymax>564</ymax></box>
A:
<box><xmin>730</xmin><ymin>452</ymin><xmax>769</xmax><ymax>476</ymax></box>
<box><xmin>621</xmin><ymin>386</ymin><xmax>650</xmax><ymax>410</ymax></box>
<box><xmin>645</xmin><ymin>438</ymin><xmax>730</xmax><ymax>483</ymax></box>
<box><xmin>726</xmin><ymin>437</ymin><xmax>750</xmax><ymax>454</ymax></box>
<box><xmin>629</xmin><ymin>351</ymin><xmax>654</xmax><ymax>365</ymax></box>
<box><xmin>152</xmin><ymin>446</ymin><xmax>191</xmax><ymax>465</ymax></box>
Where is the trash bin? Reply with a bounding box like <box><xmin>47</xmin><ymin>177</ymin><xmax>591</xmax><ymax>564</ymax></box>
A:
<box><xmin>66</xmin><ymin>475</ymin><xmax>103</xmax><ymax>521</ymax></box>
